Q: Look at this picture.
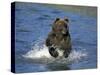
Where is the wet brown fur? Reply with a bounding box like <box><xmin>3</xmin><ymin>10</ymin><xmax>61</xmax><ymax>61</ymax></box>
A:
<box><xmin>45</xmin><ymin>18</ymin><xmax>72</xmax><ymax>58</ymax></box>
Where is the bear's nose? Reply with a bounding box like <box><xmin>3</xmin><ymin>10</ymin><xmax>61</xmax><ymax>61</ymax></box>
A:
<box><xmin>57</xmin><ymin>26</ymin><xmax>63</xmax><ymax>30</ymax></box>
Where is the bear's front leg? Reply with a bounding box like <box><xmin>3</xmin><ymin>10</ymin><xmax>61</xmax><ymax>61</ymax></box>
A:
<box><xmin>46</xmin><ymin>38</ymin><xmax>58</xmax><ymax>58</ymax></box>
<box><xmin>49</xmin><ymin>47</ymin><xmax>58</xmax><ymax>58</ymax></box>
<box><xmin>45</xmin><ymin>38</ymin><xmax>52</xmax><ymax>47</ymax></box>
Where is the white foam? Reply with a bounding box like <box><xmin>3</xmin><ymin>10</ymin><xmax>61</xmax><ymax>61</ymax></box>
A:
<box><xmin>23</xmin><ymin>45</ymin><xmax>52</xmax><ymax>59</ymax></box>
<box><xmin>23</xmin><ymin>41</ymin><xmax>88</xmax><ymax>64</ymax></box>
<box><xmin>68</xmin><ymin>49</ymin><xmax>87</xmax><ymax>63</ymax></box>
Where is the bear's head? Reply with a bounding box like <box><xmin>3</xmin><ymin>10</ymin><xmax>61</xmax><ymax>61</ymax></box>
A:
<box><xmin>52</xmin><ymin>18</ymin><xmax>69</xmax><ymax>35</ymax></box>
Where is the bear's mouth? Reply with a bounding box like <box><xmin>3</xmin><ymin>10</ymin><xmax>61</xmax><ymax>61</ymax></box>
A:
<box><xmin>62</xmin><ymin>30</ymin><xmax>67</xmax><ymax>34</ymax></box>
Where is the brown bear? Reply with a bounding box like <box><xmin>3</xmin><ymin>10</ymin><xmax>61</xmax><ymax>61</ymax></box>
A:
<box><xmin>45</xmin><ymin>18</ymin><xmax>72</xmax><ymax>58</ymax></box>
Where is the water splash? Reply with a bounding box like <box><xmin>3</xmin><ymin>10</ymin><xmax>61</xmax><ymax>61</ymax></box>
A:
<box><xmin>23</xmin><ymin>45</ymin><xmax>51</xmax><ymax>59</ymax></box>
<box><xmin>23</xmin><ymin>40</ymin><xmax>87</xmax><ymax>64</ymax></box>
<box><xmin>68</xmin><ymin>49</ymin><xmax>87</xmax><ymax>63</ymax></box>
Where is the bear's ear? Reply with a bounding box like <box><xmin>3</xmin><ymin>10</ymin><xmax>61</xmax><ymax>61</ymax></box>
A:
<box><xmin>64</xmin><ymin>18</ymin><xmax>69</xmax><ymax>22</ymax></box>
<box><xmin>54</xmin><ymin>18</ymin><xmax>60</xmax><ymax>23</ymax></box>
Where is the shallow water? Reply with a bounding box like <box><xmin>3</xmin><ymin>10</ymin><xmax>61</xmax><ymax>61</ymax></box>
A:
<box><xmin>15</xmin><ymin>2</ymin><xmax>97</xmax><ymax>73</ymax></box>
